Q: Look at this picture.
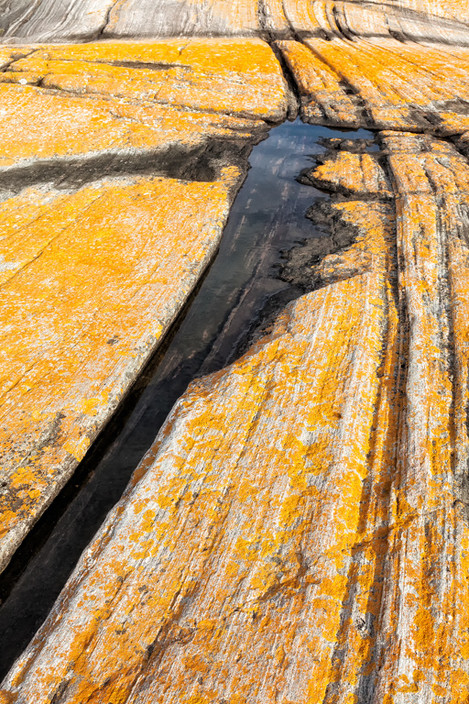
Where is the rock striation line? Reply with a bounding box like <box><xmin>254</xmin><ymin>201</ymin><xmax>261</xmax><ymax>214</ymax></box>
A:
<box><xmin>2</xmin><ymin>0</ymin><xmax>469</xmax><ymax>43</ymax></box>
<box><xmin>0</xmin><ymin>176</ymin><xmax>398</xmax><ymax>703</ymax></box>
<box><xmin>277</xmin><ymin>36</ymin><xmax>469</xmax><ymax>133</ymax></box>
<box><xmin>0</xmin><ymin>0</ymin><xmax>118</xmax><ymax>43</ymax></box>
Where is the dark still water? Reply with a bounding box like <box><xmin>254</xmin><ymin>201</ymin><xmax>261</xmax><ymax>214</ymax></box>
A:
<box><xmin>0</xmin><ymin>119</ymin><xmax>375</xmax><ymax>677</ymax></box>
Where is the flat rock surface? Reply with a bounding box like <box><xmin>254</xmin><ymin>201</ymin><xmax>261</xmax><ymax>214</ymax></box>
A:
<box><xmin>6</xmin><ymin>127</ymin><xmax>469</xmax><ymax>702</ymax></box>
<box><xmin>2</xmin><ymin>1</ymin><xmax>469</xmax><ymax>703</ymax></box>
<box><xmin>0</xmin><ymin>37</ymin><xmax>289</xmax><ymax>573</ymax></box>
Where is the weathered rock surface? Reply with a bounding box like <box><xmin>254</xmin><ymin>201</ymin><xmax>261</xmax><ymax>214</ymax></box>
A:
<box><xmin>281</xmin><ymin>0</ymin><xmax>469</xmax><ymax>43</ymax></box>
<box><xmin>5</xmin><ymin>126</ymin><xmax>469</xmax><ymax>702</ymax></box>
<box><xmin>0</xmin><ymin>38</ymin><xmax>289</xmax><ymax>573</ymax></box>
<box><xmin>2</xmin><ymin>0</ymin><xmax>469</xmax><ymax>42</ymax></box>
<box><xmin>0</xmin><ymin>39</ymin><xmax>290</xmax><ymax>122</ymax></box>
<box><xmin>278</xmin><ymin>37</ymin><xmax>469</xmax><ymax>133</ymax></box>
<box><xmin>2</xmin><ymin>0</ymin><xmax>469</xmax><ymax>702</ymax></box>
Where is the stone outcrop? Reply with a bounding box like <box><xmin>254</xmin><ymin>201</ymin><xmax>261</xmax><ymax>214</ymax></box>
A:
<box><xmin>4</xmin><ymin>126</ymin><xmax>469</xmax><ymax>703</ymax></box>
<box><xmin>1</xmin><ymin>0</ymin><xmax>469</xmax><ymax>702</ymax></box>
<box><xmin>0</xmin><ymin>38</ymin><xmax>289</xmax><ymax>573</ymax></box>
<box><xmin>1</xmin><ymin>0</ymin><xmax>469</xmax><ymax>42</ymax></box>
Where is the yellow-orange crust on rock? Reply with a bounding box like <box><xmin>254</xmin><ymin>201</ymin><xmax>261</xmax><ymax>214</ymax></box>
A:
<box><xmin>0</xmin><ymin>38</ymin><xmax>290</xmax><ymax>572</ymax></box>
<box><xmin>5</xmin><ymin>127</ymin><xmax>469</xmax><ymax>701</ymax></box>
<box><xmin>0</xmin><ymin>200</ymin><xmax>396</xmax><ymax>703</ymax></box>
<box><xmin>0</xmin><ymin>168</ymin><xmax>242</xmax><ymax>572</ymax></box>
<box><xmin>2</xmin><ymin>1</ymin><xmax>469</xmax><ymax>702</ymax></box>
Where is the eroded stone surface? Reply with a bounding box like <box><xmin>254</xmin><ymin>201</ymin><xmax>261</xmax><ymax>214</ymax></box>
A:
<box><xmin>4</xmin><ymin>128</ymin><xmax>469</xmax><ymax>701</ymax></box>
<box><xmin>3</xmin><ymin>0</ymin><xmax>469</xmax><ymax>43</ymax></box>
<box><xmin>2</xmin><ymin>0</ymin><xmax>469</xmax><ymax>702</ymax></box>
<box><xmin>0</xmin><ymin>38</ymin><xmax>289</xmax><ymax>573</ymax></box>
<box><xmin>0</xmin><ymin>38</ymin><xmax>290</xmax><ymax>122</ymax></box>
<box><xmin>278</xmin><ymin>36</ymin><xmax>469</xmax><ymax>133</ymax></box>
<box><xmin>0</xmin><ymin>197</ymin><xmax>396</xmax><ymax>704</ymax></box>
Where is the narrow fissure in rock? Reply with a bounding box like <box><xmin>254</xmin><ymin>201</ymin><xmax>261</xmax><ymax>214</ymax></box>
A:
<box><xmin>0</xmin><ymin>118</ymin><xmax>376</xmax><ymax>678</ymax></box>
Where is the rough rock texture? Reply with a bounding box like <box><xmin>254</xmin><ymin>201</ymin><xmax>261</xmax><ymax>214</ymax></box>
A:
<box><xmin>2</xmin><ymin>0</ymin><xmax>469</xmax><ymax>703</ymax></box>
<box><xmin>2</xmin><ymin>0</ymin><xmax>469</xmax><ymax>42</ymax></box>
<box><xmin>281</xmin><ymin>0</ymin><xmax>469</xmax><ymax>43</ymax></box>
<box><xmin>5</xmin><ymin>128</ymin><xmax>469</xmax><ymax>702</ymax></box>
<box><xmin>106</xmin><ymin>0</ymin><xmax>261</xmax><ymax>38</ymax></box>
<box><xmin>0</xmin><ymin>0</ymin><xmax>115</xmax><ymax>43</ymax></box>
<box><xmin>0</xmin><ymin>38</ymin><xmax>289</xmax><ymax>573</ymax></box>
<box><xmin>278</xmin><ymin>38</ymin><xmax>469</xmax><ymax>132</ymax></box>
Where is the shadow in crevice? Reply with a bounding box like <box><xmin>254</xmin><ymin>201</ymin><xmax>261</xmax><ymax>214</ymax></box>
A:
<box><xmin>0</xmin><ymin>137</ymin><xmax>256</xmax><ymax>197</ymax></box>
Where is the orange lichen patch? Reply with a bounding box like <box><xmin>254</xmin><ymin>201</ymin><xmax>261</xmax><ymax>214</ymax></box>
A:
<box><xmin>296</xmin><ymin>129</ymin><xmax>469</xmax><ymax>702</ymax></box>
<box><xmin>358</xmin><ymin>39</ymin><xmax>469</xmax><ymax>101</ymax></box>
<box><xmin>0</xmin><ymin>164</ymin><xmax>243</xmax><ymax>573</ymax></box>
<box><xmin>3</xmin><ymin>5</ymin><xmax>469</xmax><ymax>699</ymax></box>
<box><xmin>282</xmin><ymin>0</ymin><xmax>469</xmax><ymax>42</ymax></box>
<box><xmin>4</xmin><ymin>116</ymin><xmax>469</xmax><ymax>699</ymax></box>
<box><xmin>0</xmin><ymin>158</ymin><xmax>398</xmax><ymax>701</ymax></box>
<box><xmin>310</xmin><ymin>199</ymin><xmax>392</xmax><ymax>286</ymax></box>
<box><xmin>0</xmin><ymin>38</ymin><xmax>289</xmax><ymax>175</ymax></box>
<box><xmin>351</xmin><ymin>41</ymin><xmax>468</xmax><ymax>106</ymax></box>
<box><xmin>3</xmin><ymin>37</ymin><xmax>266</xmax><ymax>74</ymax></box>
<box><xmin>0</xmin><ymin>46</ymin><xmax>34</xmax><ymax>66</ymax></box>
<box><xmin>278</xmin><ymin>33</ymin><xmax>469</xmax><ymax>135</ymax></box>
<box><xmin>309</xmin><ymin>149</ymin><xmax>392</xmax><ymax>197</ymax></box>
<box><xmin>372</xmin><ymin>505</ymin><xmax>469</xmax><ymax>703</ymax></box>
<box><xmin>276</xmin><ymin>39</ymin><xmax>362</xmax><ymax>126</ymax></box>
<box><xmin>363</xmin><ymin>131</ymin><xmax>469</xmax><ymax>701</ymax></box>
<box><xmin>5</xmin><ymin>37</ymin><xmax>273</xmax><ymax>72</ymax></box>
<box><xmin>302</xmin><ymin>37</ymin><xmax>433</xmax><ymax>129</ymax></box>
<box><xmin>4</xmin><ymin>38</ymin><xmax>290</xmax><ymax>122</ymax></box>
<box><xmin>0</xmin><ymin>277</ymin><xmax>390</xmax><ymax>702</ymax></box>
<box><xmin>0</xmin><ymin>82</ymin><xmax>266</xmax><ymax>170</ymax></box>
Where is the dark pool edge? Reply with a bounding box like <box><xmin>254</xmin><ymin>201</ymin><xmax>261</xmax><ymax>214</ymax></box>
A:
<box><xmin>0</xmin><ymin>120</ymin><xmax>379</xmax><ymax>678</ymax></box>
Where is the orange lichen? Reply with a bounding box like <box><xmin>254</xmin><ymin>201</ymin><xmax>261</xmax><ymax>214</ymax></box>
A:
<box><xmin>2</xmin><ymin>2</ymin><xmax>469</xmax><ymax>702</ymax></box>
<box><xmin>0</xmin><ymin>145</ymin><xmax>398</xmax><ymax>702</ymax></box>
<box><xmin>0</xmin><ymin>36</ymin><xmax>289</xmax><ymax>574</ymax></box>
<box><xmin>6</xmin><ymin>39</ymin><xmax>289</xmax><ymax>121</ymax></box>
<box><xmin>0</xmin><ymin>168</ymin><xmax>245</xmax><ymax>571</ymax></box>
<box><xmin>5</xmin><ymin>115</ymin><xmax>469</xmax><ymax>702</ymax></box>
